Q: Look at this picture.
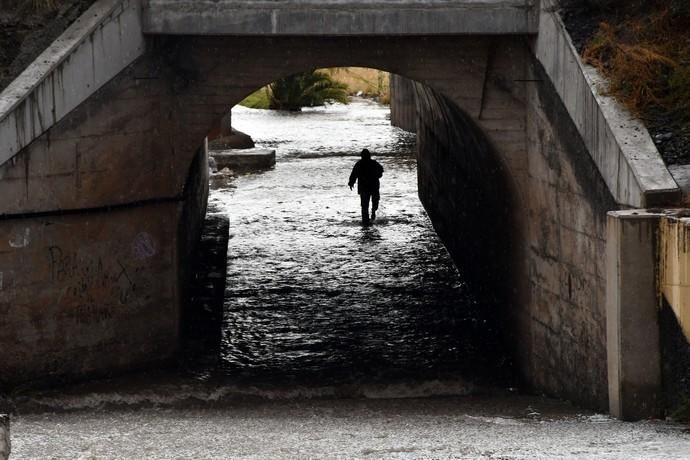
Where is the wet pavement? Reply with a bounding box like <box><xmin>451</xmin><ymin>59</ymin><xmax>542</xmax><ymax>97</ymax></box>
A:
<box><xmin>10</xmin><ymin>393</ymin><xmax>690</xmax><ymax>459</ymax></box>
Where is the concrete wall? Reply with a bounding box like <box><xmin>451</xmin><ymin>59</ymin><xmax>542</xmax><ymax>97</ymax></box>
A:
<box><xmin>660</xmin><ymin>214</ymin><xmax>690</xmax><ymax>340</ymax></box>
<box><xmin>0</xmin><ymin>202</ymin><xmax>181</xmax><ymax>387</ymax></box>
<box><xmin>389</xmin><ymin>74</ymin><xmax>416</xmax><ymax>133</ymax></box>
<box><xmin>659</xmin><ymin>210</ymin><xmax>690</xmax><ymax>413</ymax></box>
<box><xmin>0</xmin><ymin>7</ymin><xmax>210</xmax><ymax>386</ymax></box>
<box><xmin>412</xmin><ymin>44</ymin><xmax>619</xmax><ymax>408</ymax></box>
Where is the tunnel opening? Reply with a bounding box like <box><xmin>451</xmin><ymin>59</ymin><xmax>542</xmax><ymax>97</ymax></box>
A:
<box><xmin>177</xmin><ymin>69</ymin><xmax>518</xmax><ymax>393</ymax></box>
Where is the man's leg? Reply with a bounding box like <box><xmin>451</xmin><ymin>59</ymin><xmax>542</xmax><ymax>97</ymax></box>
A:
<box><xmin>371</xmin><ymin>191</ymin><xmax>380</xmax><ymax>221</ymax></box>
<box><xmin>360</xmin><ymin>193</ymin><xmax>371</xmax><ymax>224</ymax></box>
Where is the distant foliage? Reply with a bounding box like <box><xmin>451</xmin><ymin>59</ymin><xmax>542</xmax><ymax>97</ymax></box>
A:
<box><xmin>268</xmin><ymin>70</ymin><xmax>349</xmax><ymax>111</ymax></box>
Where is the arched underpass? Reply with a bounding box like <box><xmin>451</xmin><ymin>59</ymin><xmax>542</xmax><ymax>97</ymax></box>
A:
<box><xmin>186</xmin><ymin>95</ymin><xmax>512</xmax><ymax>391</ymax></box>
<box><xmin>0</xmin><ymin>0</ymin><xmax>684</xmax><ymax>422</ymax></box>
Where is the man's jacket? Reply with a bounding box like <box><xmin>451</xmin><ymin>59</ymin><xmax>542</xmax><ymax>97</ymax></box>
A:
<box><xmin>349</xmin><ymin>159</ymin><xmax>384</xmax><ymax>194</ymax></box>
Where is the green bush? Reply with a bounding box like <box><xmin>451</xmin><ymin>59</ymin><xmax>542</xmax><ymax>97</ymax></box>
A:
<box><xmin>239</xmin><ymin>88</ymin><xmax>271</xmax><ymax>109</ymax></box>
<box><xmin>268</xmin><ymin>70</ymin><xmax>349</xmax><ymax>111</ymax></box>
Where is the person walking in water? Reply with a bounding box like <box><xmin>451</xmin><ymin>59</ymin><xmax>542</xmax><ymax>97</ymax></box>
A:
<box><xmin>348</xmin><ymin>149</ymin><xmax>384</xmax><ymax>225</ymax></box>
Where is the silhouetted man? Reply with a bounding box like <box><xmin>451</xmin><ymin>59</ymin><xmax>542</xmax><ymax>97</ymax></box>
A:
<box><xmin>348</xmin><ymin>149</ymin><xmax>384</xmax><ymax>225</ymax></box>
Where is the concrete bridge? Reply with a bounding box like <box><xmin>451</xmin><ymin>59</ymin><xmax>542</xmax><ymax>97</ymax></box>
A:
<box><xmin>1</xmin><ymin>0</ymin><xmax>689</xmax><ymax>420</ymax></box>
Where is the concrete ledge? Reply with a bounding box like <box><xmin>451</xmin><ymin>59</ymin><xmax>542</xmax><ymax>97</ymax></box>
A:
<box><xmin>0</xmin><ymin>414</ymin><xmax>8</xmax><ymax>460</ymax></box>
<box><xmin>535</xmin><ymin>0</ymin><xmax>680</xmax><ymax>208</ymax></box>
<box><xmin>211</xmin><ymin>148</ymin><xmax>276</xmax><ymax>171</ymax></box>
<box><xmin>0</xmin><ymin>0</ymin><xmax>145</xmax><ymax>168</ymax></box>
<box><xmin>142</xmin><ymin>0</ymin><xmax>539</xmax><ymax>35</ymax></box>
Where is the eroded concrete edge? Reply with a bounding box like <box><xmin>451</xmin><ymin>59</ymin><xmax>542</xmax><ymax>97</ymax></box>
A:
<box><xmin>0</xmin><ymin>0</ymin><xmax>145</xmax><ymax>168</ymax></box>
<box><xmin>535</xmin><ymin>0</ymin><xmax>680</xmax><ymax>208</ymax></box>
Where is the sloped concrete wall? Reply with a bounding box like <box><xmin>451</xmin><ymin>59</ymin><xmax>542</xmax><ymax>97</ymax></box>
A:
<box><xmin>0</xmin><ymin>0</ymin><xmax>145</xmax><ymax>169</ymax></box>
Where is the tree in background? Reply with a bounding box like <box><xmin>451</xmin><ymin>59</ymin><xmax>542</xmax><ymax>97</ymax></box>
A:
<box><xmin>268</xmin><ymin>70</ymin><xmax>349</xmax><ymax>111</ymax></box>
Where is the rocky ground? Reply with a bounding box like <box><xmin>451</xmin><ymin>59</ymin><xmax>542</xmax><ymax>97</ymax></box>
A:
<box><xmin>558</xmin><ymin>0</ymin><xmax>690</xmax><ymax>166</ymax></box>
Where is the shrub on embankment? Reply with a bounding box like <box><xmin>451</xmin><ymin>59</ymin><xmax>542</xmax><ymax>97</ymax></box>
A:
<box><xmin>560</xmin><ymin>0</ymin><xmax>690</xmax><ymax>164</ymax></box>
<box><xmin>239</xmin><ymin>68</ymin><xmax>390</xmax><ymax>110</ymax></box>
<box><xmin>581</xmin><ymin>1</ymin><xmax>690</xmax><ymax>121</ymax></box>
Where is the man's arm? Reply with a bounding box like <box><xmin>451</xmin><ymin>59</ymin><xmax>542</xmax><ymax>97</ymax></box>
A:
<box><xmin>348</xmin><ymin>162</ymin><xmax>359</xmax><ymax>189</ymax></box>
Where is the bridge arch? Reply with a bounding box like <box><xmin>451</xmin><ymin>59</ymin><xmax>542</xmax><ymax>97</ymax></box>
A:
<box><xmin>0</xmin><ymin>6</ymin><xmax>657</xmax><ymax>414</ymax></box>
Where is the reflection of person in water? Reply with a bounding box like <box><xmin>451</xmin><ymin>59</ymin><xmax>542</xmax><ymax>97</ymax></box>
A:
<box><xmin>348</xmin><ymin>149</ymin><xmax>384</xmax><ymax>225</ymax></box>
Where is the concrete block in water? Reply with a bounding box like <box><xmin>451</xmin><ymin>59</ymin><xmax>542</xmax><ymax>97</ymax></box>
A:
<box><xmin>0</xmin><ymin>414</ymin><xmax>9</xmax><ymax>460</ymax></box>
<box><xmin>210</xmin><ymin>148</ymin><xmax>276</xmax><ymax>171</ymax></box>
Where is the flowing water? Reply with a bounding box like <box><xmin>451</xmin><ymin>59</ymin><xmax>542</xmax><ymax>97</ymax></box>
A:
<box><xmin>7</xmin><ymin>99</ymin><xmax>690</xmax><ymax>459</ymax></box>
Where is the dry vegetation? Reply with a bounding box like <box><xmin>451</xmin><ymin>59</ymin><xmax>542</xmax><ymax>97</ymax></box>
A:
<box><xmin>325</xmin><ymin>67</ymin><xmax>390</xmax><ymax>103</ymax></box>
<box><xmin>581</xmin><ymin>1</ymin><xmax>690</xmax><ymax>123</ymax></box>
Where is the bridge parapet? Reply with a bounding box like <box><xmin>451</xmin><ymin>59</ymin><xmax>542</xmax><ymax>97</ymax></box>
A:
<box><xmin>0</xmin><ymin>0</ymin><xmax>144</xmax><ymax>174</ymax></box>
<box><xmin>142</xmin><ymin>0</ymin><xmax>539</xmax><ymax>35</ymax></box>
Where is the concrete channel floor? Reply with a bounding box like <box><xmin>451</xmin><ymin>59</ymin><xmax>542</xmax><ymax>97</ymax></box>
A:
<box><xmin>9</xmin><ymin>391</ymin><xmax>690</xmax><ymax>459</ymax></box>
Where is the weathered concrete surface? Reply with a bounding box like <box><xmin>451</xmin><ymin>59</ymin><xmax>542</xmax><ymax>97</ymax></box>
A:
<box><xmin>660</xmin><ymin>213</ymin><xmax>690</xmax><ymax>341</ymax></box>
<box><xmin>669</xmin><ymin>165</ymin><xmax>690</xmax><ymax>205</ymax></box>
<box><xmin>413</xmin><ymin>39</ymin><xmax>617</xmax><ymax>409</ymax></box>
<box><xmin>534</xmin><ymin>0</ymin><xmax>680</xmax><ymax>208</ymax></box>
<box><xmin>0</xmin><ymin>0</ymin><xmax>144</xmax><ymax>169</ymax></box>
<box><xmin>0</xmin><ymin>414</ymin><xmax>8</xmax><ymax>460</ymax></box>
<box><xmin>0</xmin><ymin>202</ymin><xmax>181</xmax><ymax>387</ymax></box>
<box><xmin>389</xmin><ymin>74</ymin><xmax>416</xmax><ymax>133</ymax></box>
<box><xmin>210</xmin><ymin>148</ymin><xmax>276</xmax><ymax>171</ymax></box>
<box><xmin>143</xmin><ymin>0</ymin><xmax>539</xmax><ymax>36</ymax></box>
<box><xmin>606</xmin><ymin>211</ymin><xmax>662</xmax><ymax>420</ymax></box>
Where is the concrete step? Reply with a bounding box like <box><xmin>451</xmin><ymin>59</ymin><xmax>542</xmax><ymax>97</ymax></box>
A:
<box><xmin>210</xmin><ymin>148</ymin><xmax>276</xmax><ymax>171</ymax></box>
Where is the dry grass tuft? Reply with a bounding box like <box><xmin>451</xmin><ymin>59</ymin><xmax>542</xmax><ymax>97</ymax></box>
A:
<box><xmin>30</xmin><ymin>0</ymin><xmax>58</xmax><ymax>10</ymax></box>
<box><xmin>583</xmin><ymin>5</ymin><xmax>690</xmax><ymax>122</ymax></box>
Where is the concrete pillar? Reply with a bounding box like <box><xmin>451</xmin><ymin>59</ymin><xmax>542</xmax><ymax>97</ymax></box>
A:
<box><xmin>0</xmin><ymin>414</ymin><xmax>9</xmax><ymax>460</ymax></box>
<box><xmin>606</xmin><ymin>210</ymin><xmax>662</xmax><ymax>420</ymax></box>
